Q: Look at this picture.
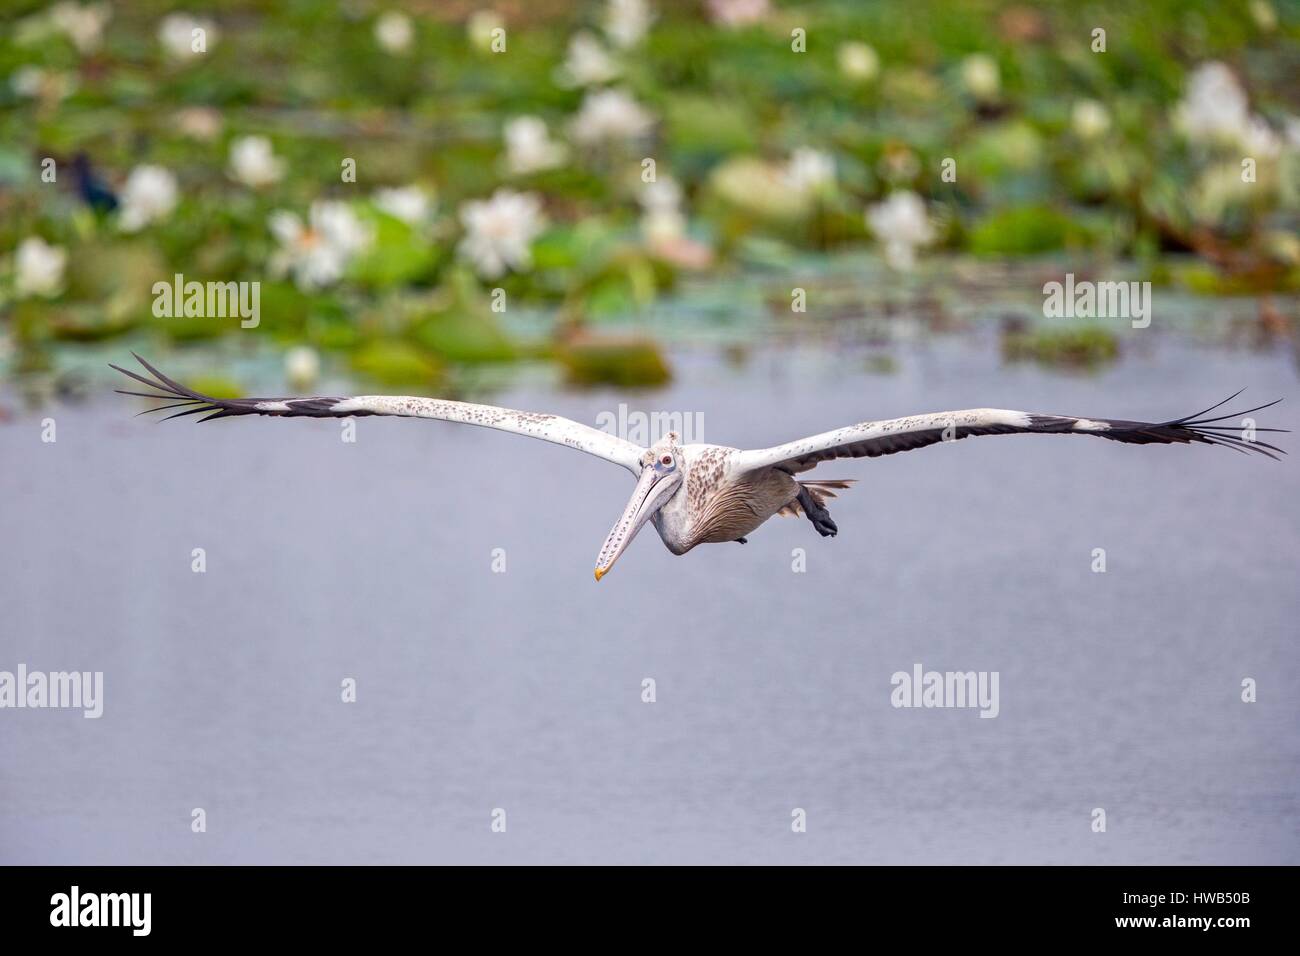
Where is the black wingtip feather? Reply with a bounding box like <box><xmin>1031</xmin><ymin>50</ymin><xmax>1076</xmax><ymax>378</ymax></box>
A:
<box><xmin>1150</xmin><ymin>394</ymin><xmax>1287</xmax><ymax>460</ymax></box>
<box><xmin>112</xmin><ymin>355</ymin><xmax>357</xmax><ymax>423</ymax></box>
<box><xmin>1182</xmin><ymin>396</ymin><xmax>1284</xmax><ymax>426</ymax></box>
<box><xmin>132</xmin><ymin>352</ymin><xmax>192</xmax><ymax>395</ymax></box>
<box><xmin>112</xmin><ymin>356</ymin><xmax>229</xmax><ymax>420</ymax></box>
<box><xmin>158</xmin><ymin>405</ymin><xmax>216</xmax><ymax>422</ymax></box>
<box><xmin>1170</xmin><ymin>389</ymin><xmax>1247</xmax><ymax>425</ymax></box>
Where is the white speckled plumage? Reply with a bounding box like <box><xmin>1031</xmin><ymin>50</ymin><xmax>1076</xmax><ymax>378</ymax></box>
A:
<box><xmin>112</xmin><ymin>354</ymin><xmax>1286</xmax><ymax>580</ymax></box>
<box><xmin>334</xmin><ymin>394</ymin><xmax>644</xmax><ymax>474</ymax></box>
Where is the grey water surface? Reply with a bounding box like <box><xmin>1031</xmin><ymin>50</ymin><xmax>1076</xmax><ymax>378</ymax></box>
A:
<box><xmin>2</xmin><ymin>339</ymin><xmax>1297</xmax><ymax>864</ymax></box>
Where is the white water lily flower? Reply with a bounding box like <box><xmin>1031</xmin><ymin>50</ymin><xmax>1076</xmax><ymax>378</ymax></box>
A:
<box><xmin>118</xmin><ymin>165</ymin><xmax>179</xmax><ymax>232</ymax></box>
<box><xmin>10</xmin><ymin>66</ymin><xmax>47</xmax><ymax>97</ymax></box>
<box><xmin>961</xmin><ymin>54</ymin><xmax>1000</xmax><ymax>102</ymax></box>
<box><xmin>302</xmin><ymin>201</ymin><xmax>371</xmax><ymax>255</ymax></box>
<box><xmin>174</xmin><ymin>106</ymin><xmax>222</xmax><ymax>140</ymax></box>
<box><xmin>466</xmin><ymin>10</ymin><xmax>503</xmax><ymax>52</ymax></box>
<box><xmin>50</xmin><ymin>1</ymin><xmax>111</xmax><ymax>54</ymax></box>
<box><xmin>1239</xmin><ymin>115</ymin><xmax>1282</xmax><ymax>158</ymax></box>
<box><xmin>504</xmin><ymin>116</ymin><xmax>567</xmax><ymax>175</ymax></box>
<box><xmin>374</xmin><ymin>11</ymin><xmax>413</xmax><ymax>53</ymax></box>
<box><xmin>159</xmin><ymin>13</ymin><xmax>218</xmax><ymax>60</ymax></box>
<box><xmin>646</xmin><ymin>204</ymin><xmax>688</xmax><ymax>240</ymax></box>
<box><xmin>784</xmin><ymin>148</ymin><xmax>835</xmax><ymax>196</ymax></box>
<box><xmin>228</xmin><ymin>135</ymin><xmax>285</xmax><ymax>188</ymax></box>
<box><xmin>14</xmin><ymin>237</ymin><xmax>68</xmax><ymax>298</ymax></box>
<box><xmin>642</xmin><ymin>207</ymin><xmax>686</xmax><ymax>246</ymax></box>
<box><xmin>1071</xmin><ymin>100</ymin><xmax>1110</xmax><ymax>140</ymax></box>
<box><xmin>457</xmin><ymin>189</ymin><xmax>545</xmax><ymax>279</ymax></box>
<box><xmin>10</xmin><ymin>66</ymin><xmax>76</xmax><ymax>101</ymax></box>
<box><xmin>640</xmin><ymin>175</ymin><xmax>682</xmax><ymax>212</ymax></box>
<box><xmin>558</xmin><ymin>32</ymin><xmax>620</xmax><ymax>87</ymax></box>
<box><xmin>1176</xmin><ymin>63</ymin><xmax>1248</xmax><ymax>141</ymax></box>
<box><xmin>285</xmin><ymin>346</ymin><xmax>321</xmax><ymax>391</ymax></box>
<box><xmin>867</xmin><ymin>191</ymin><xmax>934</xmax><ymax>271</ymax></box>
<box><xmin>837</xmin><ymin>42</ymin><xmax>879</xmax><ymax>83</ymax></box>
<box><xmin>1250</xmin><ymin>0</ymin><xmax>1277</xmax><ymax>31</ymax></box>
<box><xmin>570</xmin><ymin>88</ymin><xmax>654</xmax><ymax>146</ymax></box>
<box><xmin>1174</xmin><ymin>62</ymin><xmax>1280</xmax><ymax>157</ymax></box>
<box><xmin>637</xmin><ymin>175</ymin><xmax>713</xmax><ymax>268</ymax></box>
<box><xmin>706</xmin><ymin>0</ymin><xmax>769</xmax><ymax>28</ymax></box>
<box><xmin>373</xmin><ymin>185</ymin><xmax>432</xmax><ymax>225</ymax></box>
<box><xmin>269</xmin><ymin>201</ymin><xmax>374</xmax><ymax>291</ymax></box>
<box><xmin>639</xmin><ymin>175</ymin><xmax>685</xmax><ymax>241</ymax></box>
<box><xmin>605</xmin><ymin>0</ymin><xmax>653</xmax><ymax>48</ymax></box>
<box><xmin>711</xmin><ymin>157</ymin><xmax>812</xmax><ymax>220</ymax></box>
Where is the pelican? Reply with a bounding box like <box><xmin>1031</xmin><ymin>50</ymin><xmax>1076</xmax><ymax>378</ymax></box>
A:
<box><xmin>113</xmin><ymin>354</ymin><xmax>1285</xmax><ymax>581</ymax></box>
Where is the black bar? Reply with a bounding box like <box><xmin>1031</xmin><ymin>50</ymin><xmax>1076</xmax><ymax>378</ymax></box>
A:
<box><xmin>0</xmin><ymin>866</ymin><xmax>1282</xmax><ymax>940</ymax></box>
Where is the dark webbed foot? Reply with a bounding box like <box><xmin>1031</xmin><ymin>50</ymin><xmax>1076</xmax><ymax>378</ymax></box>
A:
<box><xmin>811</xmin><ymin>514</ymin><xmax>837</xmax><ymax>537</ymax></box>
<box><xmin>796</xmin><ymin>487</ymin><xmax>838</xmax><ymax>538</ymax></box>
<box><xmin>734</xmin><ymin>536</ymin><xmax>748</xmax><ymax>544</ymax></box>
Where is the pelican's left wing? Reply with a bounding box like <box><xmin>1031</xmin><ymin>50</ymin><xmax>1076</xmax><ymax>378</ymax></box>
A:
<box><xmin>733</xmin><ymin>393</ymin><xmax>1285</xmax><ymax>475</ymax></box>
<box><xmin>113</xmin><ymin>353</ymin><xmax>645</xmax><ymax>475</ymax></box>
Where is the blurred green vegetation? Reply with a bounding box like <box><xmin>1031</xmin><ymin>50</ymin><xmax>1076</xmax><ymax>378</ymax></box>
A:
<box><xmin>1002</xmin><ymin>321</ymin><xmax>1121</xmax><ymax>368</ymax></box>
<box><xmin>0</xmin><ymin>0</ymin><xmax>1296</xmax><ymax>393</ymax></box>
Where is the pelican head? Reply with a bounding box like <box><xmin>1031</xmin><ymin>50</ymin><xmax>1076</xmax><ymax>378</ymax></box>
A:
<box><xmin>594</xmin><ymin>432</ymin><xmax>684</xmax><ymax>581</ymax></box>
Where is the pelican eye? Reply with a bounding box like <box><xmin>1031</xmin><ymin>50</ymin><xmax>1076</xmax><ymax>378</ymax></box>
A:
<box><xmin>661</xmin><ymin>455</ymin><xmax>673</xmax><ymax>467</ymax></box>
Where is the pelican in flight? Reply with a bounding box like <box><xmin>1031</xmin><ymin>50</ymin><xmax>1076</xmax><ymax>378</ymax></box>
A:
<box><xmin>113</xmin><ymin>354</ymin><xmax>1284</xmax><ymax>581</ymax></box>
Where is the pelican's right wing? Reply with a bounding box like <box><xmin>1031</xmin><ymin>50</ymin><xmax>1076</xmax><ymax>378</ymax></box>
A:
<box><xmin>732</xmin><ymin>393</ymin><xmax>1285</xmax><ymax>475</ymax></box>
<box><xmin>113</xmin><ymin>353</ymin><xmax>645</xmax><ymax>475</ymax></box>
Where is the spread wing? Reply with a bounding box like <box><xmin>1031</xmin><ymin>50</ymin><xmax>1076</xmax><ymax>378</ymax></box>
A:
<box><xmin>112</xmin><ymin>353</ymin><xmax>645</xmax><ymax>475</ymax></box>
<box><xmin>732</xmin><ymin>393</ymin><xmax>1286</xmax><ymax>475</ymax></box>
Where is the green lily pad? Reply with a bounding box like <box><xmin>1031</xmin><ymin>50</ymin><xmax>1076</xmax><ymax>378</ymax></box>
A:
<box><xmin>559</xmin><ymin>336</ymin><xmax>671</xmax><ymax>388</ymax></box>
<box><xmin>350</xmin><ymin>340</ymin><xmax>444</xmax><ymax>388</ymax></box>
<box><xmin>1002</xmin><ymin>324</ymin><xmax>1119</xmax><ymax>368</ymax></box>
<box><xmin>968</xmin><ymin>205</ymin><xmax>1082</xmax><ymax>256</ymax></box>
<box><xmin>412</xmin><ymin>309</ymin><xmax>517</xmax><ymax>363</ymax></box>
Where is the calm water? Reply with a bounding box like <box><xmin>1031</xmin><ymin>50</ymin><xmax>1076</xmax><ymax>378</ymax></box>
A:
<box><xmin>2</xmin><ymin>338</ymin><xmax>1297</xmax><ymax>864</ymax></box>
